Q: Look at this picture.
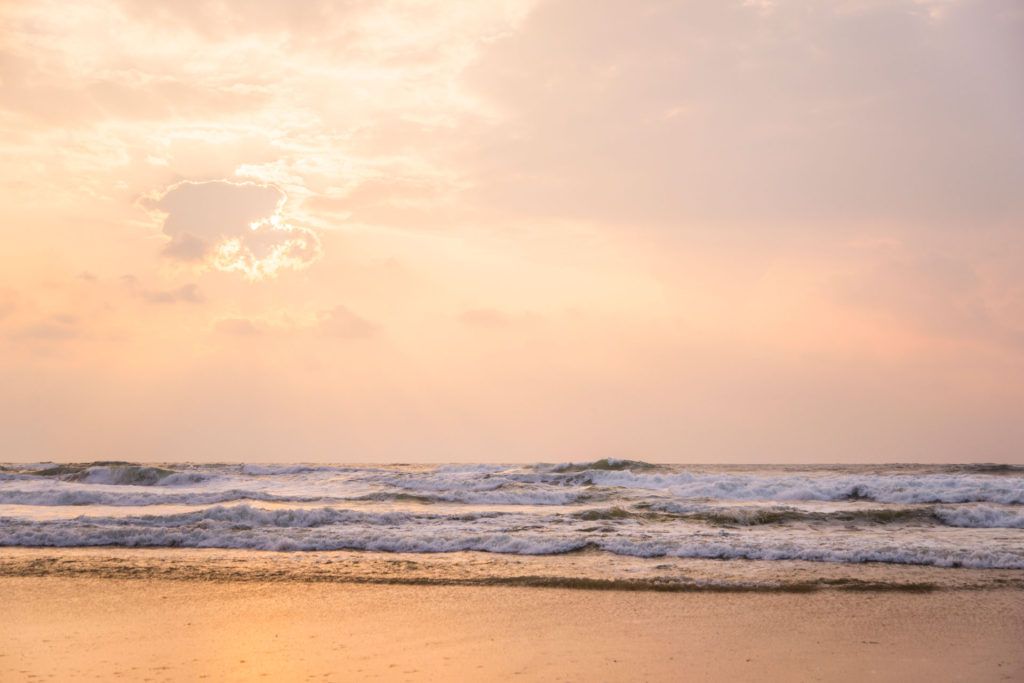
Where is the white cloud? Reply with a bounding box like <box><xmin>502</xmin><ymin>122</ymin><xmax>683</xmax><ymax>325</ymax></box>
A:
<box><xmin>144</xmin><ymin>179</ymin><xmax>322</xmax><ymax>279</ymax></box>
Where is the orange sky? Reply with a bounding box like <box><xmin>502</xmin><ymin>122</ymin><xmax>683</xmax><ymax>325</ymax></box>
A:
<box><xmin>1</xmin><ymin>0</ymin><xmax>1022</xmax><ymax>463</ymax></box>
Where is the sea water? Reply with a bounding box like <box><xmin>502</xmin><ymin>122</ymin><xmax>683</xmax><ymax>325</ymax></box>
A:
<box><xmin>2</xmin><ymin>460</ymin><xmax>1023</xmax><ymax>590</ymax></box>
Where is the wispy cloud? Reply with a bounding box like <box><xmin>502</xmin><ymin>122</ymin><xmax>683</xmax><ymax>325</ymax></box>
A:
<box><xmin>121</xmin><ymin>276</ymin><xmax>204</xmax><ymax>304</ymax></box>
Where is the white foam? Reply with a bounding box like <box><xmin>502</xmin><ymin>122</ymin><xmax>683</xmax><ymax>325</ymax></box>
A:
<box><xmin>586</xmin><ymin>470</ymin><xmax>1024</xmax><ymax>504</ymax></box>
<box><xmin>2</xmin><ymin>462</ymin><xmax>1022</xmax><ymax>571</ymax></box>
<box><xmin>1</xmin><ymin>505</ymin><xmax>1021</xmax><ymax>569</ymax></box>
<box><xmin>934</xmin><ymin>505</ymin><xmax>1024</xmax><ymax>529</ymax></box>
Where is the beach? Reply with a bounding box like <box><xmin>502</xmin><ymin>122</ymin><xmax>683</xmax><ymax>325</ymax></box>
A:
<box><xmin>2</xmin><ymin>576</ymin><xmax>1022</xmax><ymax>682</ymax></box>
<box><xmin>3</xmin><ymin>461</ymin><xmax>1022</xmax><ymax>680</ymax></box>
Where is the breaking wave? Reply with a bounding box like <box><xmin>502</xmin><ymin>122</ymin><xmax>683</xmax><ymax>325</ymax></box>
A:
<box><xmin>1</xmin><ymin>503</ymin><xmax>1021</xmax><ymax>569</ymax></box>
<box><xmin>2</xmin><ymin>461</ymin><xmax>1022</xmax><ymax>573</ymax></box>
<box><xmin>18</xmin><ymin>463</ymin><xmax>213</xmax><ymax>487</ymax></box>
<box><xmin>0</xmin><ymin>488</ymin><xmax>324</xmax><ymax>507</ymax></box>
<box><xmin>582</xmin><ymin>470</ymin><xmax>1024</xmax><ymax>505</ymax></box>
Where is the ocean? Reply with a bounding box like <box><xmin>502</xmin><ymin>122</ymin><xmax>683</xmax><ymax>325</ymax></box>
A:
<box><xmin>2</xmin><ymin>460</ymin><xmax>1023</xmax><ymax>591</ymax></box>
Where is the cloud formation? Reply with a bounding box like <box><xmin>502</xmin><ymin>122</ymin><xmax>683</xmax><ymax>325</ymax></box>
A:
<box><xmin>145</xmin><ymin>180</ymin><xmax>322</xmax><ymax>279</ymax></box>
<box><xmin>465</xmin><ymin>0</ymin><xmax>1024</xmax><ymax>234</ymax></box>
<box><xmin>209</xmin><ymin>307</ymin><xmax>378</xmax><ymax>339</ymax></box>
<box><xmin>140</xmin><ymin>284</ymin><xmax>203</xmax><ymax>305</ymax></box>
<box><xmin>214</xmin><ymin>317</ymin><xmax>263</xmax><ymax>337</ymax></box>
<box><xmin>120</xmin><ymin>275</ymin><xmax>203</xmax><ymax>304</ymax></box>
<box><xmin>9</xmin><ymin>315</ymin><xmax>80</xmax><ymax>341</ymax></box>
<box><xmin>317</xmin><ymin>306</ymin><xmax>378</xmax><ymax>339</ymax></box>
<box><xmin>839</xmin><ymin>251</ymin><xmax>1024</xmax><ymax>350</ymax></box>
<box><xmin>1</xmin><ymin>0</ymin><xmax>1023</xmax><ymax>462</ymax></box>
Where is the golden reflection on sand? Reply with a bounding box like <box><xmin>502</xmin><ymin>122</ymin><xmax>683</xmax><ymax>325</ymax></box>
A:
<box><xmin>2</xmin><ymin>578</ymin><xmax>1022</xmax><ymax>682</ymax></box>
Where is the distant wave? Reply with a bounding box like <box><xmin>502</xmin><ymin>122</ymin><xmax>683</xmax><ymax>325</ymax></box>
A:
<box><xmin>0</xmin><ymin>489</ymin><xmax>325</xmax><ymax>507</ymax></box>
<box><xmin>5</xmin><ymin>461</ymin><xmax>1023</xmax><ymax>504</ymax></box>
<box><xmin>238</xmin><ymin>464</ymin><xmax>375</xmax><ymax>476</ymax></box>
<box><xmin>580</xmin><ymin>470</ymin><xmax>1024</xmax><ymax>505</ymax></box>
<box><xmin>548</xmin><ymin>458</ymin><xmax>665</xmax><ymax>473</ymax></box>
<box><xmin>10</xmin><ymin>464</ymin><xmax>213</xmax><ymax>487</ymax></box>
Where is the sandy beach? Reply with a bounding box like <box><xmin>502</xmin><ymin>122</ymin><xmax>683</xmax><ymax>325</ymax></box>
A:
<box><xmin>2</xmin><ymin>577</ymin><xmax>1021</xmax><ymax>682</ymax></box>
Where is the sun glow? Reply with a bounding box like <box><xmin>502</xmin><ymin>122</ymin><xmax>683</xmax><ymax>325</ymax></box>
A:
<box><xmin>213</xmin><ymin>213</ymin><xmax>321</xmax><ymax>280</ymax></box>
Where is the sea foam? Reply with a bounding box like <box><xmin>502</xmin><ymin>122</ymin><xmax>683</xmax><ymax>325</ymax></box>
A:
<box><xmin>1</xmin><ymin>461</ymin><xmax>1022</xmax><ymax>570</ymax></box>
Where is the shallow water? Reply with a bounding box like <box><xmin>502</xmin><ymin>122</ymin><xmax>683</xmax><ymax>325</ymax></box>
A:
<box><xmin>2</xmin><ymin>460</ymin><xmax>1023</xmax><ymax>587</ymax></box>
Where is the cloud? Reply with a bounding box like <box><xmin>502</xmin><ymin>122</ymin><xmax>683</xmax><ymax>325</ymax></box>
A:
<box><xmin>160</xmin><ymin>233</ymin><xmax>208</xmax><ymax>262</ymax></box>
<box><xmin>213</xmin><ymin>309</ymin><xmax>378</xmax><ymax>338</ymax></box>
<box><xmin>464</xmin><ymin>0</ymin><xmax>1024</xmax><ymax>235</ymax></box>
<box><xmin>317</xmin><ymin>305</ymin><xmax>377</xmax><ymax>339</ymax></box>
<box><xmin>121</xmin><ymin>276</ymin><xmax>203</xmax><ymax>304</ymax></box>
<box><xmin>214</xmin><ymin>317</ymin><xmax>263</xmax><ymax>336</ymax></box>
<box><xmin>140</xmin><ymin>283</ymin><xmax>203</xmax><ymax>304</ymax></box>
<box><xmin>837</xmin><ymin>252</ymin><xmax>1024</xmax><ymax>350</ymax></box>
<box><xmin>9</xmin><ymin>315</ymin><xmax>79</xmax><ymax>341</ymax></box>
<box><xmin>144</xmin><ymin>180</ymin><xmax>322</xmax><ymax>279</ymax></box>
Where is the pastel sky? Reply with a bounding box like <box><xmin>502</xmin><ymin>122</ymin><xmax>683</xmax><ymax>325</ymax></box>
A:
<box><xmin>1</xmin><ymin>0</ymin><xmax>1022</xmax><ymax>463</ymax></box>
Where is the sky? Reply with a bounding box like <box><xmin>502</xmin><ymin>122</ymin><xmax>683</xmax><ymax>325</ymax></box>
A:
<box><xmin>1</xmin><ymin>0</ymin><xmax>1022</xmax><ymax>463</ymax></box>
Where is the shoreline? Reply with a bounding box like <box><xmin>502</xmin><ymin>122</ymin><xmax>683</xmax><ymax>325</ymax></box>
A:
<box><xmin>3</xmin><ymin>546</ymin><xmax>1023</xmax><ymax>592</ymax></box>
<box><xmin>2</xmin><ymin>576</ymin><xmax>1022</xmax><ymax>682</ymax></box>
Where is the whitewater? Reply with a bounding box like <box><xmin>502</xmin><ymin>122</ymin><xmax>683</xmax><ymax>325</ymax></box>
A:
<box><xmin>2</xmin><ymin>460</ymin><xmax>1024</xmax><ymax>589</ymax></box>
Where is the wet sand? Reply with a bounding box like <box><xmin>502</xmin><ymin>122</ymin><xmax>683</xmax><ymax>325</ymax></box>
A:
<box><xmin>1</xmin><ymin>578</ymin><xmax>1022</xmax><ymax>682</ymax></box>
